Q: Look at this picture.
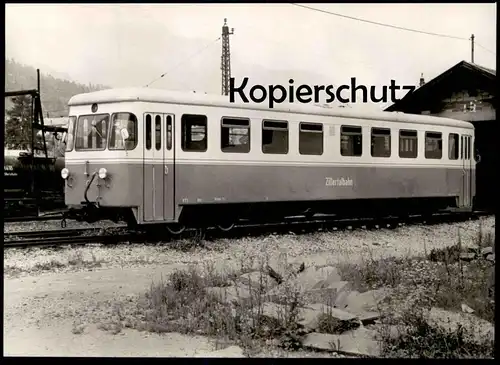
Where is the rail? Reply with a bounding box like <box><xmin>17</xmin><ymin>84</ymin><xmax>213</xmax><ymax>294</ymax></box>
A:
<box><xmin>4</xmin><ymin>215</ymin><xmax>64</xmax><ymax>223</ymax></box>
<box><xmin>4</xmin><ymin>210</ymin><xmax>490</xmax><ymax>249</ymax></box>
<box><xmin>4</xmin><ymin>227</ymin><xmax>109</xmax><ymax>240</ymax></box>
<box><xmin>4</xmin><ymin>232</ymin><xmax>136</xmax><ymax>249</ymax></box>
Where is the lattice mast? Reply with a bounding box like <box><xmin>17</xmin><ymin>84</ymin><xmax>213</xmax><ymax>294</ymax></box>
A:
<box><xmin>221</xmin><ymin>18</ymin><xmax>234</xmax><ymax>96</ymax></box>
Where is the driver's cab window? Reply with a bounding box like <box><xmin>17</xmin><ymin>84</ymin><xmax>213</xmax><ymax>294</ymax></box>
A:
<box><xmin>109</xmin><ymin>113</ymin><xmax>138</xmax><ymax>150</ymax></box>
<box><xmin>75</xmin><ymin>114</ymin><xmax>109</xmax><ymax>151</ymax></box>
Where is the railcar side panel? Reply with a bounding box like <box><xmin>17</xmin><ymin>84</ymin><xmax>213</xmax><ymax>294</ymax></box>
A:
<box><xmin>172</xmin><ymin>163</ymin><xmax>462</xmax><ymax>204</ymax></box>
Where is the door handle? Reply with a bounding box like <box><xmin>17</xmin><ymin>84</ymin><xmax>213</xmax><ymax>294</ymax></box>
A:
<box><xmin>164</xmin><ymin>165</ymin><xmax>169</xmax><ymax>175</ymax></box>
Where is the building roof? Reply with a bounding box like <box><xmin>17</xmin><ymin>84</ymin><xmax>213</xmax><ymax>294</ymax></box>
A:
<box><xmin>68</xmin><ymin>87</ymin><xmax>473</xmax><ymax>128</ymax></box>
<box><xmin>385</xmin><ymin>60</ymin><xmax>496</xmax><ymax>112</ymax></box>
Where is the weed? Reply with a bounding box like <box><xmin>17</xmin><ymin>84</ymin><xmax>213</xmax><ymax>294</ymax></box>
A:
<box><xmin>33</xmin><ymin>259</ymin><xmax>66</xmax><ymax>271</ymax></box>
<box><xmin>133</xmin><ymin>259</ymin><xmax>307</xmax><ymax>352</ymax></box>
<box><xmin>380</xmin><ymin>308</ymin><xmax>494</xmax><ymax>358</ymax></box>
<box><xmin>428</xmin><ymin>244</ymin><xmax>461</xmax><ymax>264</ymax></box>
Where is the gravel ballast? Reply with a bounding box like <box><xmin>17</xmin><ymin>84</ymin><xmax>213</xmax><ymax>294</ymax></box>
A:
<box><xmin>4</xmin><ymin>216</ymin><xmax>495</xmax><ymax>278</ymax></box>
<box><xmin>4</xmin><ymin>219</ymin><xmax>123</xmax><ymax>233</ymax></box>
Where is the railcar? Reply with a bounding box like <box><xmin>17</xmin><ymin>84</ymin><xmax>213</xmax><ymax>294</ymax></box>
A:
<box><xmin>61</xmin><ymin>88</ymin><xmax>476</xmax><ymax>233</ymax></box>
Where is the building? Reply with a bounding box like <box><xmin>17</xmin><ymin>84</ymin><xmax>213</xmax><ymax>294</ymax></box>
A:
<box><xmin>385</xmin><ymin>60</ymin><xmax>496</xmax><ymax>211</ymax></box>
<box><xmin>43</xmin><ymin>117</ymin><xmax>69</xmax><ymax>128</ymax></box>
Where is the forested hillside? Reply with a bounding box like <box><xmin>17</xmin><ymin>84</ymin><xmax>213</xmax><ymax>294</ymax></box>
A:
<box><xmin>5</xmin><ymin>58</ymin><xmax>109</xmax><ymax>117</ymax></box>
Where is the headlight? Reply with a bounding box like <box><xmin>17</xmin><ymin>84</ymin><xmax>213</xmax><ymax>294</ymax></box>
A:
<box><xmin>61</xmin><ymin>168</ymin><xmax>69</xmax><ymax>179</ymax></box>
<box><xmin>98</xmin><ymin>168</ymin><xmax>107</xmax><ymax>179</ymax></box>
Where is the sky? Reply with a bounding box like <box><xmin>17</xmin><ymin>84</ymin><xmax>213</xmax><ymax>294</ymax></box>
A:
<box><xmin>5</xmin><ymin>3</ymin><xmax>497</xmax><ymax>110</ymax></box>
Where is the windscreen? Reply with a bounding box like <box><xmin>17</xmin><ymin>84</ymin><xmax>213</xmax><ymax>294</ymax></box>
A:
<box><xmin>65</xmin><ymin>116</ymin><xmax>76</xmax><ymax>152</ymax></box>
<box><xmin>75</xmin><ymin>114</ymin><xmax>109</xmax><ymax>151</ymax></box>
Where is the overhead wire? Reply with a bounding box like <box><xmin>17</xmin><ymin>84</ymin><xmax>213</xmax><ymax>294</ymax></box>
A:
<box><xmin>290</xmin><ymin>3</ymin><xmax>469</xmax><ymax>40</ymax></box>
<box><xmin>144</xmin><ymin>36</ymin><xmax>222</xmax><ymax>88</ymax></box>
<box><xmin>475</xmin><ymin>42</ymin><xmax>496</xmax><ymax>55</ymax></box>
<box><xmin>291</xmin><ymin>3</ymin><xmax>496</xmax><ymax>59</ymax></box>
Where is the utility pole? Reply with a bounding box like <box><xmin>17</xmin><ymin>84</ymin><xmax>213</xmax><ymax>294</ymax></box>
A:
<box><xmin>221</xmin><ymin>18</ymin><xmax>234</xmax><ymax>96</ymax></box>
<box><xmin>470</xmin><ymin>34</ymin><xmax>475</xmax><ymax>63</ymax></box>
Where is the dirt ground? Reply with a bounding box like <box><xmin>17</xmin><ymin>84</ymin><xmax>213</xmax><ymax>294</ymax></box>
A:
<box><xmin>4</xmin><ymin>264</ymin><xmax>222</xmax><ymax>356</ymax></box>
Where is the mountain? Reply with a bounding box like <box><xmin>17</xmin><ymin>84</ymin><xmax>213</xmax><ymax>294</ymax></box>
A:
<box><xmin>5</xmin><ymin>58</ymin><xmax>110</xmax><ymax>117</ymax></box>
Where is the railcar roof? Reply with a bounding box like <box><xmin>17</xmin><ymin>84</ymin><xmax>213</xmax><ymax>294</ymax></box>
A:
<box><xmin>68</xmin><ymin>88</ymin><xmax>474</xmax><ymax>129</ymax></box>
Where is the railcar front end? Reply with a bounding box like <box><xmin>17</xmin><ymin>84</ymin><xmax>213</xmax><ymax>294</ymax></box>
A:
<box><xmin>62</xmin><ymin>102</ymin><xmax>141</xmax><ymax>226</ymax></box>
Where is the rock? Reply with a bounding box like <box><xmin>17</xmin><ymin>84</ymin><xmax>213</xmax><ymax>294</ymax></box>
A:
<box><xmin>372</xmin><ymin>242</ymin><xmax>380</xmax><ymax>246</ymax></box>
<box><xmin>265</xmin><ymin>267</ymin><xmax>344</xmax><ymax>304</ymax></box>
<box><xmin>238</xmin><ymin>271</ymin><xmax>276</xmax><ymax>291</ymax></box>
<box><xmin>298</xmin><ymin>303</ymin><xmax>359</xmax><ymax>332</ymax></box>
<box><xmin>307</xmin><ymin>303</ymin><xmax>358</xmax><ymax>321</ymax></box>
<box><xmin>427</xmin><ymin>307</ymin><xmax>494</xmax><ymax>343</ymax></box>
<box><xmin>461</xmin><ymin>303</ymin><xmax>475</xmax><ymax>314</ymax></box>
<box><xmin>292</xmin><ymin>254</ymin><xmax>332</xmax><ymax>269</ymax></box>
<box><xmin>481</xmin><ymin>247</ymin><xmax>493</xmax><ymax>257</ymax></box>
<box><xmin>205</xmin><ymin>284</ymin><xmax>251</xmax><ymax>304</ymax></box>
<box><xmin>295</xmin><ymin>266</ymin><xmax>342</xmax><ymax>292</ymax></box>
<box><xmin>196</xmin><ymin>345</ymin><xmax>244</xmax><ymax>357</ymax></box>
<box><xmin>486</xmin><ymin>253</ymin><xmax>495</xmax><ymax>263</ymax></box>
<box><xmin>313</xmin><ymin>276</ymin><xmax>347</xmax><ymax>290</ymax></box>
<box><xmin>267</xmin><ymin>251</ymin><xmax>289</xmax><ymax>278</ymax></box>
<box><xmin>71</xmin><ymin>324</ymin><xmax>86</xmax><ymax>335</ymax></box>
<box><xmin>252</xmin><ymin>302</ymin><xmax>288</xmax><ymax>323</ymax></box>
<box><xmin>460</xmin><ymin>253</ymin><xmax>476</xmax><ymax>262</ymax></box>
<box><xmin>301</xmin><ymin>332</ymin><xmax>338</xmax><ymax>351</ymax></box>
<box><xmin>303</xmin><ymin>288</ymin><xmax>338</xmax><ymax>306</ymax></box>
<box><xmin>342</xmin><ymin>289</ymin><xmax>389</xmax><ymax>314</ymax></box>
<box><xmin>358</xmin><ymin>312</ymin><xmax>381</xmax><ymax>325</ymax></box>
<box><xmin>303</xmin><ymin>281</ymin><xmax>352</xmax><ymax>306</ymax></box>
<box><xmin>334</xmin><ymin>290</ymin><xmax>360</xmax><ymax>309</ymax></box>
<box><xmin>301</xmin><ymin>327</ymin><xmax>380</xmax><ymax>357</ymax></box>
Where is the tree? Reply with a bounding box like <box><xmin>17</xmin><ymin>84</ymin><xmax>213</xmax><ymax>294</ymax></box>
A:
<box><xmin>5</xmin><ymin>95</ymin><xmax>33</xmax><ymax>150</ymax></box>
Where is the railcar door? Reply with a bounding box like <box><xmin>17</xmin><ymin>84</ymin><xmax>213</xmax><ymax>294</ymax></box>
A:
<box><xmin>461</xmin><ymin>134</ymin><xmax>472</xmax><ymax>208</ymax></box>
<box><xmin>143</xmin><ymin>113</ymin><xmax>165</xmax><ymax>221</ymax></box>
<box><xmin>163</xmin><ymin>114</ymin><xmax>175</xmax><ymax>221</ymax></box>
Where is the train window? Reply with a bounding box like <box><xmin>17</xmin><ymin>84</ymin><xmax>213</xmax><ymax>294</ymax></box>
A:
<box><xmin>460</xmin><ymin>136</ymin><xmax>464</xmax><ymax>159</ymax></box>
<box><xmin>371</xmin><ymin>128</ymin><xmax>391</xmax><ymax>158</ymax></box>
<box><xmin>466</xmin><ymin>136</ymin><xmax>471</xmax><ymax>160</ymax></box>
<box><xmin>145</xmin><ymin>114</ymin><xmax>152</xmax><ymax>150</ymax></box>
<box><xmin>262</xmin><ymin>120</ymin><xmax>288</xmax><ymax>154</ymax></box>
<box><xmin>109</xmin><ymin>113</ymin><xmax>137</xmax><ymax>150</ymax></box>
<box><xmin>65</xmin><ymin>116</ymin><xmax>76</xmax><ymax>152</ymax></box>
<box><xmin>181</xmin><ymin>114</ymin><xmax>207</xmax><ymax>152</ymax></box>
<box><xmin>448</xmin><ymin>133</ymin><xmax>459</xmax><ymax>160</ymax></box>
<box><xmin>75</xmin><ymin>114</ymin><xmax>109</xmax><ymax>151</ymax></box>
<box><xmin>299</xmin><ymin>122</ymin><xmax>323</xmax><ymax>155</ymax></box>
<box><xmin>221</xmin><ymin>117</ymin><xmax>250</xmax><ymax>153</ymax></box>
<box><xmin>340</xmin><ymin>125</ymin><xmax>362</xmax><ymax>157</ymax></box>
<box><xmin>399</xmin><ymin>130</ymin><xmax>418</xmax><ymax>158</ymax></box>
<box><xmin>465</xmin><ymin>136</ymin><xmax>470</xmax><ymax>160</ymax></box>
<box><xmin>166</xmin><ymin>115</ymin><xmax>172</xmax><ymax>151</ymax></box>
<box><xmin>155</xmin><ymin>115</ymin><xmax>162</xmax><ymax>150</ymax></box>
<box><xmin>425</xmin><ymin>132</ymin><xmax>442</xmax><ymax>159</ymax></box>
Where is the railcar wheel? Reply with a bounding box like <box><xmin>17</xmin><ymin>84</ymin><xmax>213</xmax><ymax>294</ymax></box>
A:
<box><xmin>166</xmin><ymin>224</ymin><xmax>186</xmax><ymax>235</ymax></box>
<box><xmin>217</xmin><ymin>222</ymin><xmax>235</xmax><ymax>232</ymax></box>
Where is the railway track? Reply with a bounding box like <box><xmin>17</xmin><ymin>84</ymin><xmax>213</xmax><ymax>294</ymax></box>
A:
<box><xmin>4</xmin><ymin>232</ymin><xmax>136</xmax><ymax>249</ymax></box>
<box><xmin>4</xmin><ymin>227</ymin><xmax>117</xmax><ymax>240</ymax></box>
<box><xmin>4</xmin><ymin>210</ymin><xmax>491</xmax><ymax>249</ymax></box>
<box><xmin>4</xmin><ymin>215</ymin><xmax>63</xmax><ymax>223</ymax></box>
